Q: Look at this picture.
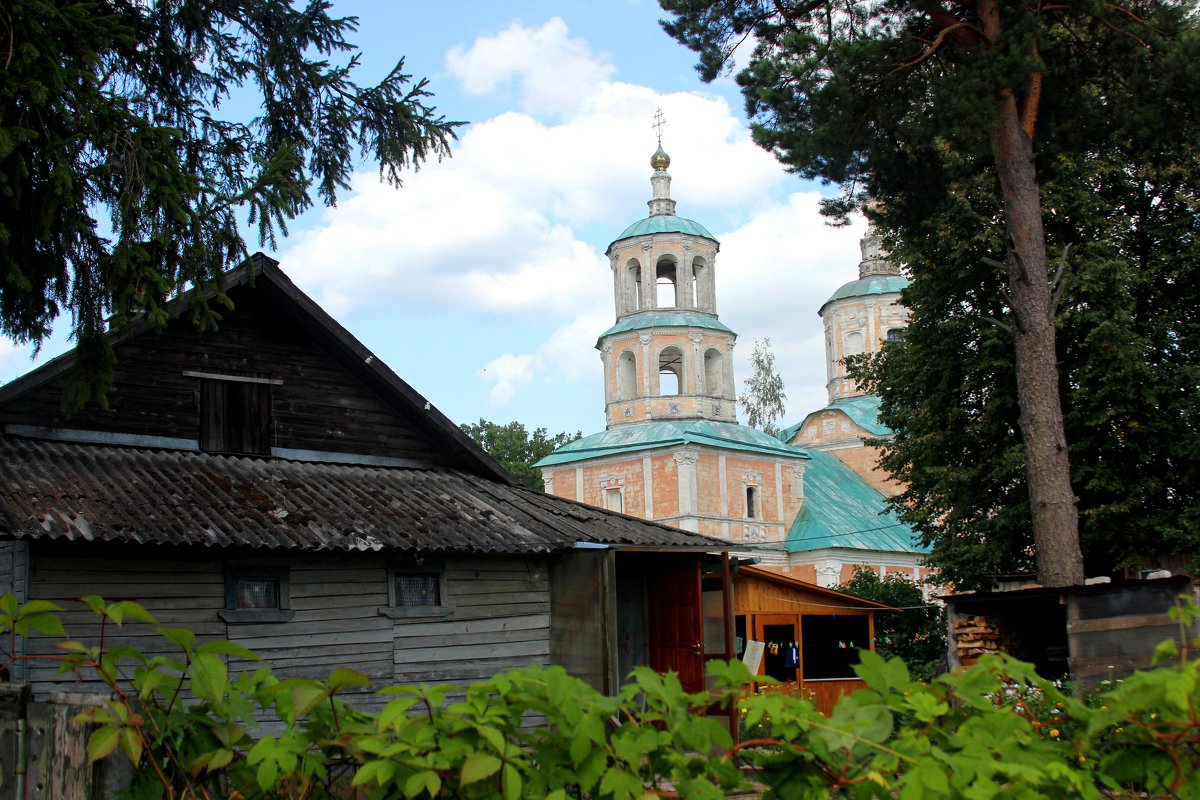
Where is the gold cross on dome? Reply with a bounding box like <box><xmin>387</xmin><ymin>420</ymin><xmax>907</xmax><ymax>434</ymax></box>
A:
<box><xmin>652</xmin><ymin>108</ymin><xmax>666</xmax><ymax>143</ymax></box>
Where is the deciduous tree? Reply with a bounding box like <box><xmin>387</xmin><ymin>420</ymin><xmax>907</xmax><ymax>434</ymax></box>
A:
<box><xmin>838</xmin><ymin>567</ymin><xmax>945</xmax><ymax>681</ymax></box>
<box><xmin>739</xmin><ymin>336</ymin><xmax>786</xmax><ymax>435</ymax></box>
<box><xmin>460</xmin><ymin>419</ymin><xmax>581</xmax><ymax>492</ymax></box>
<box><xmin>1</xmin><ymin>0</ymin><xmax>458</xmax><ymax>403</ymax></box>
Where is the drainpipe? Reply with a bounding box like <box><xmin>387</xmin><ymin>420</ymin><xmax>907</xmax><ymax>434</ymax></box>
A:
<box><xmin>15</xmin><ymin>717</ymin><xmax>27</xmax><ymax>799</ymax></box>
<box><xmin>722</xmin><ymin>551</ymin><xmax>737</xmax><ymax>744</ymax></box>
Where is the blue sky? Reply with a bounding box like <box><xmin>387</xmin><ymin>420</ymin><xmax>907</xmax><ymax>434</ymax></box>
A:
<box><xmin>0</xmin><ymin>0</ymin><xmax>868</xmax><ymax>437</ymax></box>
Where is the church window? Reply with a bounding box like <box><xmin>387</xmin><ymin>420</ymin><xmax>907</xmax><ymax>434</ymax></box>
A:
<box><xmin>845</xmin><ymin>330</ymin><xmax>865</xmax><ymax>356</ymax></box>
<box><xmin>617</xmin><ymin>351</ymin><xmax>637</xmax><ymax>401</ymax></box>
<box><xmin>746</xmin><ymin>486</ymin><xmax>759</xmax><ymax>519</ymax></box>
<box><xmin>627</xmin><ymin>261</ymin><xmax>643</xmax><ymax>311</ymax></box>
<box><xmin>703</xmin><ymin>347</ymin><xmax>723</xmax><ymax>398</ymax></box>
<box><xmin>657</xmin><ymin>346</ymin><xmax>683</xmax><ymax>396</ymax></box>
<box><xmin>691</xmin><ymin>257</ymin><xmax>706</xmax><ymax>309</ymax></box>
<box><xmin>656</xmin><ymin>257</ymin><xmax>677</xmax><ymax>308</ymax></box>
<box><xmin>605</xmin><ymin>487</ymin><xmax>623</xmax><ymax>512</ymax></box>
<box><xmin>886</xmin><ymin>328</ymin><xmax>904</xmax><ymax>342</ymax></box>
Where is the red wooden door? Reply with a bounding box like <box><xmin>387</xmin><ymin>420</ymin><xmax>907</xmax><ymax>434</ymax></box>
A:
<box><xmin>647</xmin><ymin>556</ymin><xmax>704</xmax><ymax>693</ymax></box>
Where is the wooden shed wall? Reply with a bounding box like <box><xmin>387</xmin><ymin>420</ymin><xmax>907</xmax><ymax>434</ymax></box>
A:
<box><xmin>0</xmin><ymin>285</ymin><xmax>441</xmax><ymax>464</ymax></box>
<box><xmin>1068</xmin><ymin>579</ymin><xmax>1199</xmax><ymax>688</ymax></box>
<box><xmin>734</xmin><ymin>575</ymin><xmax>875</xmax><ymax>616</ymax></box>
<box><xmin>550</xmin><ymin>550</ymin><xmax>614</xmax><ymax>694</ymax></box>
<box><xmin>14</xmin><ymin>548</ymin><xmax>553</xmax><ymax>713</ymax></box>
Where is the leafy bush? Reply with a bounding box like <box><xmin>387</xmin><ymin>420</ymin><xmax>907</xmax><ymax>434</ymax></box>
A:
<box><xmin>838</xmin><ymin>567</ymin><xmax>946</xmax><ymax>681</ymax></box>
<box><xmin>1</xmin><ymin>593</ymin><xmax>1198</xmax><ymax>798</ymax></box>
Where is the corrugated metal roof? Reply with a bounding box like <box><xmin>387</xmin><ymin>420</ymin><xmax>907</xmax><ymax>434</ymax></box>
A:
<box><xmin>597</xmin><ymin>311</ymin><xmax>734</xmax><ymax>342</ymax></box>
<box><xmin>0</xmin><ymin>437</ymin><xmax>727</xmax><ymax>554</ymax></box>
<box><xmin>819</xmin><ymin>275</ymin><xmax>908</xmax><ymax>314</ymax></box>
<box><xmin>534</xmin><ymin>420</ymin><xmax>810</xmax><ymax>467</ymax></box>
<box><xmin>778</xmin><ymin>395</ymin><xmax>893</xmax><ymax>442</ymax></box>
<box><xmin>787</xmin><ymin>450</ymin><xmax>927</xmax><ymax>554</ymax></box>
<box><xmin>609</xmin><ymin>216</ymin><xmax>717</xmax><ymax>249</ymax></box>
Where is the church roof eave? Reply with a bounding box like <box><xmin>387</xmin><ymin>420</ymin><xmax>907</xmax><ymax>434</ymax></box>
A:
<box><xmin>607</xmin><ymin>216</ymin><xmax>718</xmax><ymax>251</ymax></box>
<box><xmin>818</xmin><ymin>275</ymin><xmax>909</xmax><ymax>315</ymax></box>
<box><xmin>778</xmin><ymin>395</ymin><xmax>893</xmax><ymax>441</ymax></box>
<box><xmin>534</xmin><ymin>420</ymin><xmax>810</xmax><ymax>468</ymax></box>
<box><xmin>596</xmin><ymin>311</ymin><xmax>734</xmax><ymax>344</ymax></box>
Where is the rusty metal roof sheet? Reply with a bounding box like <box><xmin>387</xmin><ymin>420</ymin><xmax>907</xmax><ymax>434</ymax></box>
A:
<box><xmin>0</xmin><ymin>437</ymin><xmax>724</xmax><ymax>554</ymax></box>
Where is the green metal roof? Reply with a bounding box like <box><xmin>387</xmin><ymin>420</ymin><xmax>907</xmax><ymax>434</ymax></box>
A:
<box><xmin>787</xmin><ymin>450</ymin><xmax>927</xmax><ymax>554</ymax></box>
<box><xmin>819</xmin><ymin>275</ymin><xmax>908</xmax><ymax>314</ymax></box>
<box><xmin>609</xmin><ymin>216</ymin><xmax>717</xmax><ymax>249</ymax></box>
<box><xmin>533</xmin><ymin>420</ymin><xmax>810</xmax><ymax>468</ymax></box>
<box><xmin>597</xmin><ymin>310</ymin><xmax>734</xmax><ymax>341</ymax></box>
<box><xmin>778</xmin><ymin>395</ymin><xmax>893</xmax><ymax>442</ymax></box>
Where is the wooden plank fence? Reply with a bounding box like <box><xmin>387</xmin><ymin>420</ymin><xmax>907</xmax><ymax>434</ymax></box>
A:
<box><xmin>0</xmin><ymin>683</ymin><xmax>131</xmax><ymax>800</ymax></box>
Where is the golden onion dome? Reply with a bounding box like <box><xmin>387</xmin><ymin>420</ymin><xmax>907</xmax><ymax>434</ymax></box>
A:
<box><xmin>650</xmin><ymin>145</ymin><xmax>671</xmax><ymax>171</ymax></box>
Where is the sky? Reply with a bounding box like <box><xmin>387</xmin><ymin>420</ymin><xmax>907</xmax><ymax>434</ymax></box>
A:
<box><xmin>0</xmin><ymin>0</ymin><xmax>869</xmax><ymax>437</ymax></box>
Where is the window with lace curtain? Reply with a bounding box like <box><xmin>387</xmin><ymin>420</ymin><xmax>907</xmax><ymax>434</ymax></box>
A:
<box><xmin>380</xmin><ymin>563</ymin><xmax>452</xmax><ymax>619</ymax></box>
<box><xmin>220</xmin><ymin>565</ymin><xmax>293</xmax><ymax>623</ymax></box>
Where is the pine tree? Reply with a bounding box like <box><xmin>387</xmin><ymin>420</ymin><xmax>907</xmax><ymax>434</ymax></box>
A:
<box><xmin>661</xmin><ymin>0</ymin><xmax>1200</xmax><ymax>586</ymax></box>
<box><xmin>739</xmin><ymin>337</ymin><xmax>786</xmax><ymax>436</ymax></box>
<box><xmin>1</xmin><ymin>0</ymin><xmax>459</xmax><ymax>404</ymax></box>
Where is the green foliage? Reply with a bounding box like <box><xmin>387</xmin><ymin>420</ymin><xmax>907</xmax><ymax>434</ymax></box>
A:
<box><xmin>838</xmin><ymin>568</ymin><xmax>946</xmax><ymax>682</ymax></box>
<box><xmin>739</xmin><ymin>336</ymin><xmax>786</xmax><ymax>436</ymax></box>
<box><xmin>1</xmin><ymin>0</ymin><xmax>460</xmax><ymax>407</ymax></box>
<box><xmin>843</xmin><ymin>23</ymin><xmax>1200</xmax><ymax>585</ymax></box>
<box><xmin>660</xmin><ymin>0</ymin><xmax>1200</xmax><ymax>588</ymax></box>
<box><xmin>3</xmin><ymin>593</ymin><xmax>1200</xmax><ymax>798</ymax></box>
<box><xmin>459</xmin><ymin>419</ymin><xmax>581</xmax><ymax>491</ymax></box>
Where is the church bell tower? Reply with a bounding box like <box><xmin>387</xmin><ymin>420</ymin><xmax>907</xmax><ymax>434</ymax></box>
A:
<box><xmin>597</xmin><ymin>116</ymin><xmax>737</xmax><ymax>428</ymax></box>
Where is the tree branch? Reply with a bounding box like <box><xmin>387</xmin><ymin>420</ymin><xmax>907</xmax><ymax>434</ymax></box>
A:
<box><xmin>926</xmin><ymin>6</ymin><xmax>987</xmax><ymax>48</ymax></box>
<box><xmin>981</xmin><ymin>315</ymin><xmax>1015</xmax><ymax>336</ymax></box>
<box><xmin>896</xmin><ymin>22</ymin><xmax>985</xmax><ymax>73</ymax></box>
<box><xmin>1049</xmin><ymin>243</ymin><xmax>1070</xmax><ymax>314</ymax></box>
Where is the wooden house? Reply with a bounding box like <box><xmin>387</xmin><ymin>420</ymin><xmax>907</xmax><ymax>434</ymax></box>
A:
<box><xmin>732</xmin><ymin>566</ymin><xmax>892</xmax><ymax>714</ymax></box>
<box><xmin>0</xmin><ymin>255</ymin><xmax>735</xmax><ymax>709</ymax></box>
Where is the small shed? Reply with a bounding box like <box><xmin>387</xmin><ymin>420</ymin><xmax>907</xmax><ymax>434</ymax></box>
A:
<box><xmin>944</xmin><ymin>576</ymin><xmax>1200</xmax><ymax>689</ymax></box>
<box><xmin>732</xmin><ymin>566</ymin><xmax>893</xmax><ymax>715</ymax></box>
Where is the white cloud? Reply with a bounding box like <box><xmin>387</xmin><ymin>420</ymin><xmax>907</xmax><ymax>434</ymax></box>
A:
<box><xmin>0</xmin><ymin>328</ymin><xmax>75</xmax><ymax>387</ymax></box>
<box><xmin>479</xmin><ymin>353</ymin><xmax>539</xmax><ymax>405</ymax></box>
<box><xmin>478</xmin><ymin>311</ymin><xmax>609</xmax><ymax>410</ymax></box>
<box><xmin>716</xmin><ymin>193</ymin><xmax>866</xmax><ymax>421</ymax></box>
<box><xmin>0</xmin><ymin>339</ymin><xmax>28</xmax><ymax>384</ymax></box>
<box><xmin>445</xmin><ymin>18</ymin><xmax>616</xmax><ymax>118</ymax></box>
<box><xmin>275</xmin><ymin>15</ymin><xmax>850</xmax><ymax>427</ymax></box>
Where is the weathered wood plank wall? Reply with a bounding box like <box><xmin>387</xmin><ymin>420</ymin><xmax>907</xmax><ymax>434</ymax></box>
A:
<box><xmin>392</xmin><ymin>558</ymin><xmax>552</xmax><ymax>688</ymax></box>
<box><xmin>0</xmin><ymin>286</ymin><xmax>441</xmax><ymax>463</ymax></box>
<box><xmin>13</xmin><ymin>549</ymin><xmax>556</xmax><ymax>715</ymax></box>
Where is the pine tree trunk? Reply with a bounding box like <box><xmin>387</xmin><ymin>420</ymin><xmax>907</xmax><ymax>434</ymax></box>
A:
<box><xmin>991</xmin><ymin>97</ymin><xmax>1085</xmax><ymax>587</ymax></box>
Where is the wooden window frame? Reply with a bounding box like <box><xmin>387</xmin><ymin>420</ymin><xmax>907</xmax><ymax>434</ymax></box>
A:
<box><xmin>219</xmin><ymin>565</ymin><xmax>294</xmax><ymax>624</ymax></box>
<box><xmin>378</xmin><ymin>563</ymin><xmax>454</xmax><ymax>619</ymax></box>
<box><xmin>196</xmin><ymin>373</ymin><xmax>273</xmax><ymax>456</ymax></box>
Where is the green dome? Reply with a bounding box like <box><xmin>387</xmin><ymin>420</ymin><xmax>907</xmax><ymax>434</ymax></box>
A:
<box><xmin>609</xmin><ymin>216</ymin><xmax>717</xmax><ymax>250</ymax></box>
<box><xmin>819</xmin><ymin>275</ymin><xmax>908</xmax><ymax>314</ymax></box>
